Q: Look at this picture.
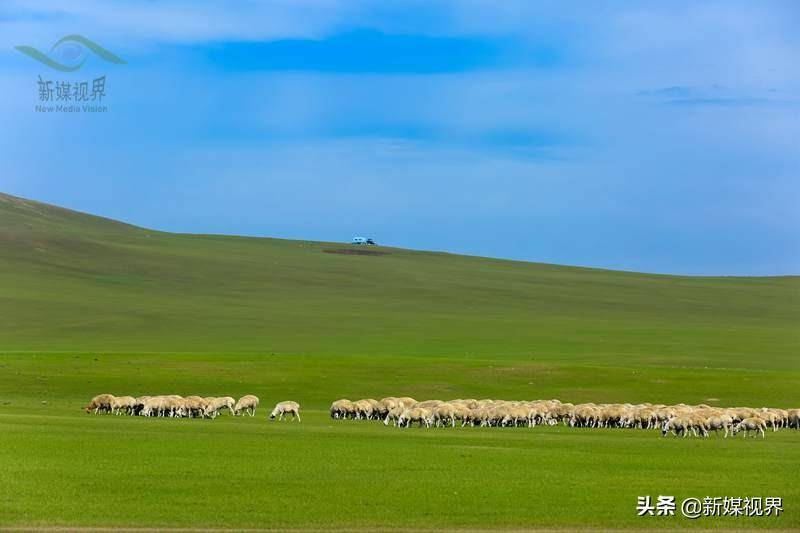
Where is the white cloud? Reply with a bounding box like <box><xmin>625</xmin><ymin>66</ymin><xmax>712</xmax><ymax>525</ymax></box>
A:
<box><xmin>0</xmin><ymin>0</ymin><xmax>350</xmax><ymax>50</ymax></box>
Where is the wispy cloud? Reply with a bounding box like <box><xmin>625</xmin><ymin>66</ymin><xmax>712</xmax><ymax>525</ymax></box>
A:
<box><xmin>638</xmin><ymin>85</ymin><xmax>796</xmax><ymax>108</ymax></box>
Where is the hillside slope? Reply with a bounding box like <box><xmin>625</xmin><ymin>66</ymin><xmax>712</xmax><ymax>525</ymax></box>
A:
<box><xmin>0</xmin><ymin>192</ymin><xmax>797</xmax><ymax>368</ymax></box>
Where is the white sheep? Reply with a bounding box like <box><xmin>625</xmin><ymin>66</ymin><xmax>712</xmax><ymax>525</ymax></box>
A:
<box><xmin>183</xmin><ymin>396</ymin><xmax>207</xmax><ymax>418</ymax></box>
<box><xmin>383</xmin><ymin>406</ymin><xmax>405</xmax><ymax>426</ymax></box>
<box><xmin>84</xmin><ymin>394</ymin><xmax>115</xmax><ymax>414</ymax></box>
<box><xmin>705</xmin><ymin>415</ymin><xmax>733</xmax><ymax>438</ymax></box>
<box><xmin>732</xmin><ymin>417</ymin><xmax>767</xmax><ymax>438</ymax></box>
<box><xmin>203</xmin><ymin>396</ymin><xmax>236</xmax><ymax>419</ymax></box>
<box><xmin>330</xmin><ymin>399</ymin><xmax>354</xmax><ymax>419</ymax></box>
<box><xmin>269</xmin><ymin>401</ymin><xmax>301</xmax><ymax>421</ymax></box>
<box><xmin>234</xmin><ymin>395</ymin><xmax>260</xmax><ymax>416</ymax></box>
<box><xmin>140</xmin><ymin>396</ymin><xmax>165</xmax><ymax>417</ymax></box>
<box><xmin>111</xmin><ymin>395</ymin><xmax>136</xmax><ymax>415</ymax></box>
<box><xmin>398</xmin><ymin>407</ymin><xmax>432</xmax><ymax>428</ymax></box>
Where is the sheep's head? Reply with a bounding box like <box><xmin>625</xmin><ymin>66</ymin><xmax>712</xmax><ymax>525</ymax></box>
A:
<box><xmin>269</xmin><ymin>409</ymin><xmax>278</xmax><ymax>420</ymax></box>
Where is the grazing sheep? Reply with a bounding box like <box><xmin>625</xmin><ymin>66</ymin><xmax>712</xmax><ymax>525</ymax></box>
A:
<box><xmin>433</xmin><ymin>403</ymin><xmax>458</xmax><ymax>428</ymax></box>
<box><xmin>705</xmin><ymin>415</ymin><xmax>733</xmax><ymax>438</ymax></box>
<box><xmin>164</xmin><ymin>396</ymin><xmax>184</xmax><ymax>418</ymax></box>
<box><xmin>365</xmin><ymin>399</ymin><xmax>384</xmax><ymax>418</ymax></box>
<box><xmin>759</xmin><ymin>408</ymin><xmax>783</xmax><ymax>431</ymax></box>
<box><xmin>270</xmin><ymin>401</ymin><xmax>301</xmax><ymax>421</ymax></box>
<box><xmin>662</xmin><ymin>417</ymin><xmax>692</xmax><ymax>438</ymax></box>
<box><xmin>133</xmin><ymin>396</ymin><xmax>151</xmax><ymax>416</ymax></box>
<box><xmin>383</xmin><ymin>406</ymin><xmax>405</xmax><ymax>426</ymax></box>
<box><xmin>140</xmin><ymin>396</ymin><xmax>165</xmax><ymax>417</ymax></box>
<box><xmin>788</xmin><ymin>409</ymin><xmax>800</xmax><ymax>429</ymax></box>
<box><xmin>353</xmin><ymin>399</ymin><xmax>375</xmax><ymax>420</ymax></box>
<box><xmin>688</xmin><ymin>415</ymin><xmax>709</xmax><ymax>438</ymax></box>
<box><xmin>732</xmin><ymin>417</ymin><xmax>767</xmax><ymax>438</ymax></box>
<box><xmin>501</xmin><ymin>406</ymin><xmax>531</xmax><ymax>428</ymax></box>
<box><xmin>183</xmin><ymin>396</ymin><xmax>207</xmax><ymax>418</ymax></box>
<box><xmin>234</xmin><ymin>395</ymin><xmax>260</xmax><ymax>417</ymax></box>
<box><xmin>89</xmin><ymin>393</ymin><xmax>262</xmax><ymax>420</ymax></box>
<box><xmin>85</xmin><ymin>394</ymin><xmax>115</xmax><ymax>414</ymax></box>
<box><xmin>330</xmin><ymin>399</ymin><xmax>354</xmax><ymax>419</ymax></box>
<box><xmin>203</xmin><ymin>396</ymin><xmax>236</xmax><ymax>419</ymax></box>
<box><xmin>398</xmin><ymin>407</ymin><xmax>432</xmax><ymax>428</ymax></box>
<box><xmin>111</xmin><ymin>395</ymin><xmax>137</xmax><ymax>415</ymax></box>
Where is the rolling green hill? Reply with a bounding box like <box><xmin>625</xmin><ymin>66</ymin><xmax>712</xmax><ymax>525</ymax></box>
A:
<box><xmin>1</xmin><ymin>191</ymin><xmax>798</xmax><ymax>369</ymax></box>
<box><xmin>2</xmin><ymin>191</ymin><xmax>799</xmax><ymax>530</ymax></box>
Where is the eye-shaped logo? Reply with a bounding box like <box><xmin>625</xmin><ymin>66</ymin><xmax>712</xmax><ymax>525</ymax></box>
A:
<box><xmin>15</xmin><ymin>35</ymin><xmax>126</xmax><ymax>72</ymax></box>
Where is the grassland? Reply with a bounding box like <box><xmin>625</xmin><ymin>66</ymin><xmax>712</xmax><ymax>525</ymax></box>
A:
<box><xmin>0</xmin><ymin>192</ymin><xmax>798</xmax><ymax>530</ymax></box>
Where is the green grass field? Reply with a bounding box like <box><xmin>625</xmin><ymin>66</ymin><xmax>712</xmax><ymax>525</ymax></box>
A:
<box><xmin>0</xmin><ymin>192</ymin><xmax>798</xmax><ymax>530</ymax></box>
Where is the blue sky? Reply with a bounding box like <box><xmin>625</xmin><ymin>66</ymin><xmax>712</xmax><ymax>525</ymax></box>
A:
<box><xmin>1</xmin><ymin>1</ymin><xmax>798</xmax><ymax>275</ymax></box>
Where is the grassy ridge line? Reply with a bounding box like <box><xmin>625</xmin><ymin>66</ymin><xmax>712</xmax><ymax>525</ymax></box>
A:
<box><xmin>1</xmin><ymin>193</ymin><xmax>798</xmax><ymax>367</ymax></box>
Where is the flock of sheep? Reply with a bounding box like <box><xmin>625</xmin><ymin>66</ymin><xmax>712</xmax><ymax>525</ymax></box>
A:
<box><xmin>330</xmin><ymin>397</ymin><xmax>800</xmax><ymax>438</ymax></box>
<box><xmin>84</xmin><ymin>394</ymin><xmax>301</xmax><ymax>421</ymax></box>
<box><xmin>85</xmin><ymin>393</ymin><xmax>800</xmax><ymax>438</ymax></box>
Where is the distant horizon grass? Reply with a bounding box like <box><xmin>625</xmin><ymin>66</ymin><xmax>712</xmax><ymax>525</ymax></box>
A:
<box><xmin>0</xmin><ymin>191</ymin><xmax>798</xmax><ymax>530</ymax></box>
